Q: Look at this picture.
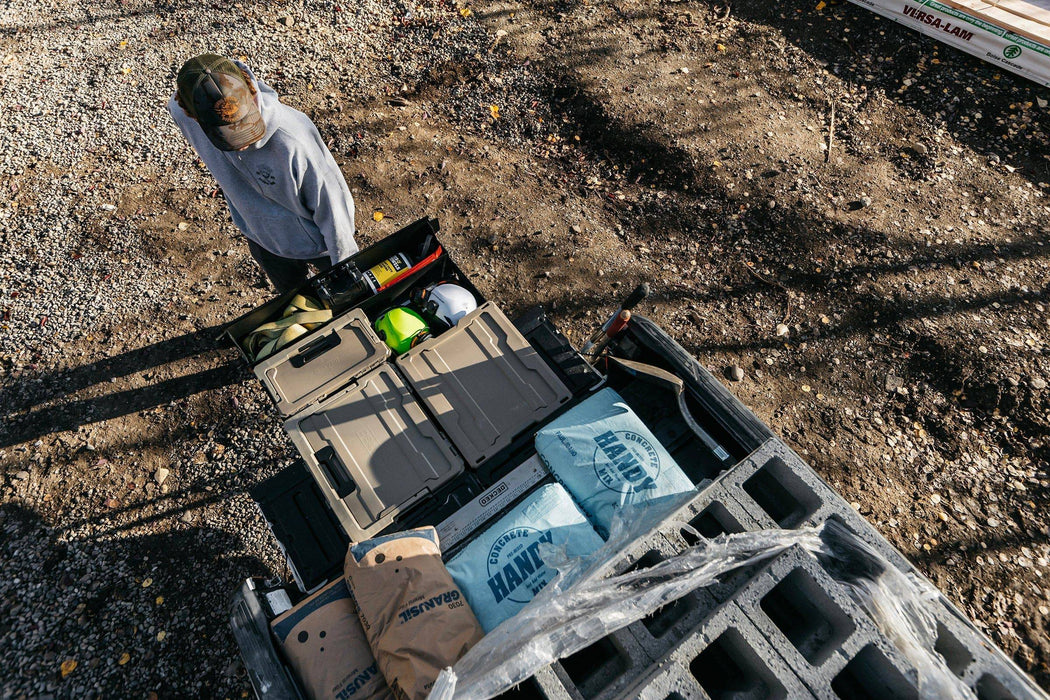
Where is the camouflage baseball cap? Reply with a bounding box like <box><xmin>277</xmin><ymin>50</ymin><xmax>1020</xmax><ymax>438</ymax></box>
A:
<box><xmin>176</xmin><ymin>54</ymin><xmax>265</xmax><ymax>151</ymax></box>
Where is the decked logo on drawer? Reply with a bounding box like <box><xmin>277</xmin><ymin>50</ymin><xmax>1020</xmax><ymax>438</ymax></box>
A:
<box><xmin>592</xmin><ymin>430</ymin><xmax>659</xmax><ymax>493</ymax></box>
<box><xmin>486</xmin><ymin>527</ymin><xmax>554</xmax><ymax>605</ymax></box>
<box><xmin>479</xmin><ymin>482</ymin><xmax>508</xmax><ymax>508</ymax></box>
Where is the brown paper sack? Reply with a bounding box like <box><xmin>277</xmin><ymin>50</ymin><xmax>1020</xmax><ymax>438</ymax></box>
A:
<box><xmin>271</xmin><ymin>578</ymin><xmax>393</xmax><ymax>700</ymax></box>
<box><xmin>344</xmin><ymin>526</ymin><xmax>484</xmax><ymax>699</ymax></box>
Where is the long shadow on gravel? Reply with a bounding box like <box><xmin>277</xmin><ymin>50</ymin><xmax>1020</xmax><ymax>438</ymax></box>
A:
<box><xmin>690</xmin><ymin>0</ymin><xmax>1050</xmax><ymax>185</ymax></box>
<box><xmin>0</xmin><ymin>502</ymin><xmax>268</xmax><ymax>698</ymax></box>
<box><xmin>471</xmin><ymin>30</ymin><xmax>1049</xmax><ymax>687</ymax></box>
<box><xmin>0</xmin><ymin>324</ymin><xmax>246</xmax><ymax>449</ymax></box>
<box><xmin>510</xmin><ymin>0</ymin><xmax>1047</xmax><ymax>186</ymax></box>
<box><xmin>60</xmin><ymin>471</ymin><xmax>244</xmax><ymax>538</ymax></box>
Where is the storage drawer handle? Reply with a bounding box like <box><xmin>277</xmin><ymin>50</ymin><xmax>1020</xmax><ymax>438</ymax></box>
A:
<box><xmin>291</xmin><ymin>332</ymin><xmax>342</xmax><ymax>368</ymax></box>
<box><xmin>315</xmin><ymin>446</ymin><xmax>356</xmax><ymax>498</ymax></box>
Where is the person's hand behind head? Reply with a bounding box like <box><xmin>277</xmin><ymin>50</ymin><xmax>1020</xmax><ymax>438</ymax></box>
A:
<box><xmin>175</xmin><ymin>54</ymin><xmax>265</xmax><ymax>151</ymax></box>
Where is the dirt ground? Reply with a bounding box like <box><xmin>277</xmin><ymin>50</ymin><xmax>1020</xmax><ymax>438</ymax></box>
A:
<box><xmin>2</xmin><ymin>0</ymin><xmax>1049</xmax><ymax>696</ymax></box>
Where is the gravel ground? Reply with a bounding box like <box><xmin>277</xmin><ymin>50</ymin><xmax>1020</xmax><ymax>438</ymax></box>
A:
<box><xmin>2</xmin><ymin>0</ymin><xmax>1049</xmax><ymax>696</ymax></box>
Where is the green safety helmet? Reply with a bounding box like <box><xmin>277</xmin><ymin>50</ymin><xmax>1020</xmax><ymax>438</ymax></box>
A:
<box><xmin>375</xmin><ymin>307</ymin><xmax>430</xmax><ymax>354</ymax></box>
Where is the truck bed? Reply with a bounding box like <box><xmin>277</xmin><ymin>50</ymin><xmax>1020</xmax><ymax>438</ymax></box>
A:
<box><xmin>226</xmin><ymin>220</ymin><xmax>1044</xmax><ymax>700</ymax></box>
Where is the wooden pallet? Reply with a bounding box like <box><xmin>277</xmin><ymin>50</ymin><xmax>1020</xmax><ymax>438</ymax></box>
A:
<box><xmin>944</xmin><ymin>0</ymin><xmax>1050</xmax><ymax>44</ymax></box>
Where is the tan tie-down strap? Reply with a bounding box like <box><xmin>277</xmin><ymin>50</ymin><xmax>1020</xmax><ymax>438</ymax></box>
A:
<box><xmin>243</xmin><ymin>295</ymin><xmax>332</xmax><ymax>361</ymax></box>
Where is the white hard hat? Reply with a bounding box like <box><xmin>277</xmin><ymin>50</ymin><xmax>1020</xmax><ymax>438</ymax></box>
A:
<box><xmin>422</xmin><ymin>283</ymin><xmax>477</xmax><ymax>326</ymax></box>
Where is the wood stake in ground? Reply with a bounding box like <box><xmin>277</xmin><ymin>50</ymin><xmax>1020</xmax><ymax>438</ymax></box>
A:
<box><xmin>826</xmin><ymin>99</ymin><xmax>836</xmax><ymax>163</ymax></box>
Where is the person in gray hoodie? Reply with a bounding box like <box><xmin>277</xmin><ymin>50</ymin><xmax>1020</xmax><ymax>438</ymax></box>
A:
<box><xmin>168</xmin><ymin>54</ymin><xmax>358</xmax><ymax>293</ymax></box>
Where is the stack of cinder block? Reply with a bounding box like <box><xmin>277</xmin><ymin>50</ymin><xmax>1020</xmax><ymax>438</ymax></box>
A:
<box><xmin>494</xmin><ymin>439</ymin><xmax>1044</xmax><ymax>700</ymax></box>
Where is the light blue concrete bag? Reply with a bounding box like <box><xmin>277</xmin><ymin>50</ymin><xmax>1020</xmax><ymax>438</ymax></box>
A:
<box><xmin>535</xmin><ymin>387</ymin><xmax>695</xmax><ymax>537</ymax></box>
<box><xmin>446</xmin><ymin>483</ymin><xmax>603</xmax><ymax>632</ymax></box>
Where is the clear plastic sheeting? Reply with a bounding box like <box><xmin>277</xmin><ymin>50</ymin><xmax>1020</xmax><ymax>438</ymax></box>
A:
<box><xmin>429</xmin><ymin>497</ymin><xmax>977</xmax><ymax>700</ymax></box>
<box><xmin>815</xmin><ymin>519</ymin><xmax>974</xmax><ymax>699</ymax></box>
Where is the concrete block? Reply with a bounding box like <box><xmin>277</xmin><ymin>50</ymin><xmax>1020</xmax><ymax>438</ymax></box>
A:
<box><xmin>658</xmin><ymin>491</ymin><xmax>773</xmax><ymax>614</ymax></box>
<box><xmin>528</xmin><ymin>665</ymin><xmax>576</xmax><ymax>700</ymax></box>
<box><xmin>669</xmin><ymin>480</ymin><xmax>768</xmax><ymax>545</ymax></box>
<box><xmin>619</xmin><ymin>601</ymin><xmax>811</xmax><ymax>700</ymax></box>
<box><xmin>494</xmin><ymin>438</ymin><xmax>1044</xmax><ymax>700</ymax></box>
<box><xmin>631</xmin><ymin>663</ymin><xmax>711</xmax><ymax>700</ymax></box>
<box><xmin>551</xmin><ymin>625</ymin><xmax>655</xmax><ymax>700</ymax></box>
<box><xmin>721</xmin><ymin>438</ymin><xmax>915</xmax><ymax>575</ymax></box>
<box><xmin>733</xmin><ymin>544</ymin><xmax>921</xmax><ymax>698</ymax></box>
<box><xmin>928</xmin><ymin>599</ymin><xmax>1045</xmax><ymax>700</ymax></box>
<box><xmin>495</xmin><ymin>667</ymin><xmax>571</xmax><ymax>699</ymax></box>
<box><xmin>654</xmin><ymin>482</ymin><xmax>773</xmax><ymax>619</ymax></box>
<box><xmin>587</xmin><ymin>480</ymin><xmax>763</xmax><ymax>581</ymax></box>
<box><xmin>610</xmin><ymin>535</ymin><xmax>726</xmax><ymax>662</ymax></box>
<box><xmin>598</xmin><ymin>485</ymin><xmax>764</xmax><ymax>662</ymax></box>
<box><xmin>578</xmin><ymin>482</ymin><xmax>767</xmax><ymax>662</ymax></box>
<box><xmin>719</xmin><ymin>440</ymin><xmax>1044</xmax><ymax>697</ymax></box>
<box><xmin>827</xmin><ymin>642</ymin><xmax>923</xmax><ymax>699</ymax></box>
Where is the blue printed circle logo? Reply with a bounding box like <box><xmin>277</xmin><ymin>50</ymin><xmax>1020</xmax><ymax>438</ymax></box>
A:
<box><xmin>1003</xmin><ymin>45</ymin><xmax>1021</xmax><ymax>59</ymax></box>
<box><xmin>591</xmin><ymin>430</ymin><xmax>660</xmax><ymax>493</ymax></box>
<box><xmin>485</xmin><ymin>527</ymin><xmax>553</xmax><ymax>605</ymax></box>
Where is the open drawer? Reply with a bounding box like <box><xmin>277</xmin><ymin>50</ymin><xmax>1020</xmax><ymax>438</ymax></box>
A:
<box><xmin>223</xmin><ymin>217</ymin><xmax>485</xmax><ymax>370</ymax></box>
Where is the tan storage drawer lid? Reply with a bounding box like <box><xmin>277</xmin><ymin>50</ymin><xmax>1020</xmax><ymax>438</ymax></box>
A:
<box><xmin>396</xmin><ymin>302</ymin><xmax>572</xmax><ymax>467</ymax></box>
<box><xmin>284</xmin><ymin>363</ymin><xmax>465</xmax><ymax>543</ymax></box>
<box><xmin>253</xmin><ymin>309</ymin><xmax>390</xmax><ymax>417</ymax></box>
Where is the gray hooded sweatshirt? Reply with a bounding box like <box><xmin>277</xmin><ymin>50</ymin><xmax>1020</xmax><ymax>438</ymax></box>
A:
<box><xmin>167</xmin><ymin>62</ymin><xmax>357</xmax><ymax>265</ymax></box>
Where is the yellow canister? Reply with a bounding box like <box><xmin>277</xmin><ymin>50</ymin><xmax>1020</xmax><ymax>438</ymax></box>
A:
<box><xmin>363</xmin><ymin>253</ymin><xmax>412</xmax><ymax>293</ymax></box>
